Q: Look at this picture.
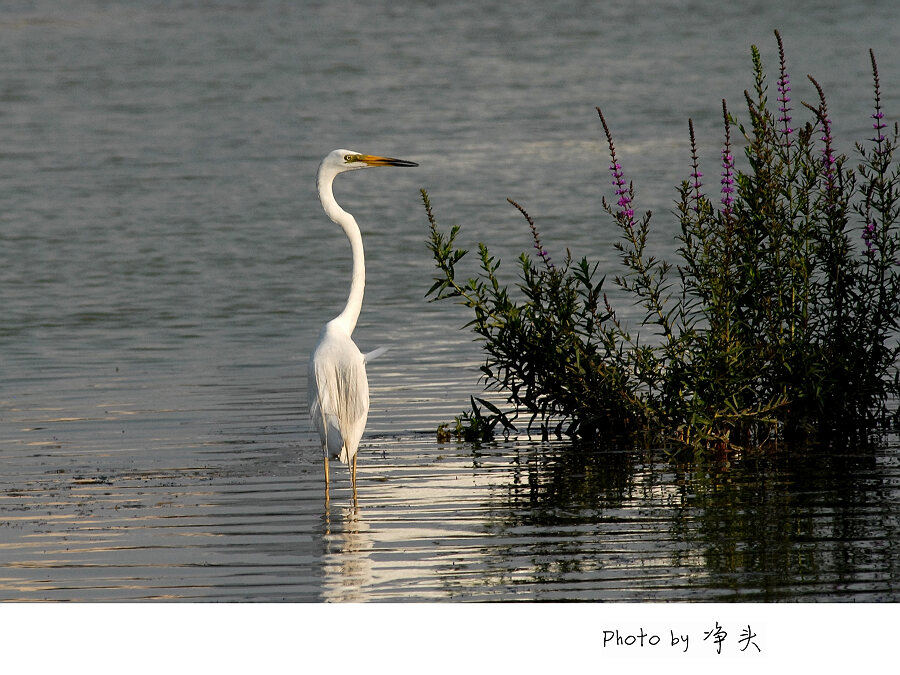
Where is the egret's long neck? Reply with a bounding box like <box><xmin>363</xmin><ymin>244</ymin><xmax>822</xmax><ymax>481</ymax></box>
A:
<box><xmin>318</xmin><ymin>167</ymin><xmax>365</xmax><ymax>335</ymax></box>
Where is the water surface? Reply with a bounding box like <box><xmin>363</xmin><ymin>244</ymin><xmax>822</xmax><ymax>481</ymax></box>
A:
<box><xmin>2</xmin><ymin>0</ymin><xmax>899</xmax><ymax>601</ymax></box>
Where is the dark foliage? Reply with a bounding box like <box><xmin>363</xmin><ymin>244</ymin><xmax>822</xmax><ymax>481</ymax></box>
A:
<box><xmin>424</xmin><ymin>34</ymin><xmax>900</xmax><ymax>452</ymax></box>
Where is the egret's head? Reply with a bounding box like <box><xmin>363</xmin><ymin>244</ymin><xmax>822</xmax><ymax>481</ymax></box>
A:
<box><xmin>324</xmin><ymin>148</ymin><xmax>418</xmax><ymax>173</ymax></box>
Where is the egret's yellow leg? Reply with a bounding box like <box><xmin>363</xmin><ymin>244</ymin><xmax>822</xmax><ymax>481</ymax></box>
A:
<box><xmin>324</xmin><ymin>454</ymin><xmax>330</xmax><ymax>505</ymax></box>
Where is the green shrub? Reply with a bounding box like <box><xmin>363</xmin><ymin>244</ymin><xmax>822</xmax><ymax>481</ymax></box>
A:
<box><xmin>424</xmin><ymin>32</ymin><xmax>900</xmax><ymax>451</ymax></box>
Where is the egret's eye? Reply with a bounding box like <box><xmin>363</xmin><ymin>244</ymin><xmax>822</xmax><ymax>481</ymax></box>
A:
<box><xmin>344</xmin><ymin>154</ymin><xmax>359</xmax><ymax>163</ymax></box>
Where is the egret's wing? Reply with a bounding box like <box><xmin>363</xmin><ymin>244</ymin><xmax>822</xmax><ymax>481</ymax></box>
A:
<box><xmin>309</xmin><ymin>344</ymin><xmax>369</xmax><ymax>463</ymax></box>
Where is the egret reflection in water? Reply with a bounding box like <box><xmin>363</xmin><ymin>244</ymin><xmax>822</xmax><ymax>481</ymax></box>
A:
<box><xmin>322</xmin><ymin>506</ymin><xmax>373</xmax><ymax>602</ymax></box>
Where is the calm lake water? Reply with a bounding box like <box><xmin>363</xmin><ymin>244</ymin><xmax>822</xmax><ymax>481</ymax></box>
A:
<box><xmin>2</xmin><ymin>0</ymin><xmax>900</xmax><ymax>602</ymax></box>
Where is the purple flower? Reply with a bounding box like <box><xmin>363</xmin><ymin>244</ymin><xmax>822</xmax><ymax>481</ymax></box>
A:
<box><xmin>863</xmin><ymin>220</ymin><xmax>877</xmax><ymax>256</ymax></box>
<box><xmin>534</xmin><ymin>243</ymin><xmax>554</xmax><ymax>267</ymax></box>
<box><xmin>809</xmin><ymin>76</ymin><xmax>838</xmax><ymax>204</ymax></box>
<box><xmin>872</xmin><ymin>108</ymin><xmax>886</xmax><ymax>144</ymax></box>
<box><xmin>692</xmin><ymin>169</ymin><xmax>703</xmax><ymax>190</ymax></box>
<box><xmin>777</xmin><ymin>76</ymin><xmax>792</xmax><ymax>126</ymax></box>
<box><xmin>721</xmin><ymin>162</ymin><xmax>735</xmax><ymax>202</ymax></box>
<box><xmin>599</xmin><ymin>108</ymin><xmax>636</xmax><ymax>227</ymax></box>
<box><xmin>531</xmin><ymin>227</ymin><xmax>554</xmax><ymax>269</ymax></box>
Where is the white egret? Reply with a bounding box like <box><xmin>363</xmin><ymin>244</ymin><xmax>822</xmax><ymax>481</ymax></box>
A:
<box><xmin>309</xmin><ymin>149</ymin><xmax>417</xmax><ymax>503</ymax></box>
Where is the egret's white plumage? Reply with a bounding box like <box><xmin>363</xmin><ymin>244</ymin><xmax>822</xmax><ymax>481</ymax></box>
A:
<box><xmin>309</xmin><ymin>149</ymin><xmax>417</xmax><ymax>502</ymax></box>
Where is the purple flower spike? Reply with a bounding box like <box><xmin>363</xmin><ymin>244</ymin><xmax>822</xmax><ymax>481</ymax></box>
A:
<box><xmin>869</xmin><ymin>50</ymin><xmax>887</xmax><ymax>154</ymax></box>
<box><xmin>720</xmin><ymin>100</ymin><xmax>736</xmax><ymax>215</ymax></box>
<box><xmin>873</xmin><ymin>112</ymin><xmax>886</xmax><ymax>144</ymax></box>
<box><xmin>598</xmin><ymin>107</ymin><xmax>636</xmax><ymax>227</ymax></box>
<box><xmin>808</xmin><ymin>75</ymin><xmax>838</xmax><ymax>206</ymax></box>
<box><xmin>508</xmin><ymin>198</ymin><xmax>554</xmax><ymax>271</ymax></box>
<box><xmin>692</xmin><ymin>169</ymin><xmax>703</xmax><ymax>188</ymax></box>
<box><xmin>688</xmin><ymin>119</ymin><xmax>704</xmax><ymax>212</ymax></box>
<box><xmin>776</xmin><ymin>30</ymin><xmax>794</xmax><ymax>147</ymax></box>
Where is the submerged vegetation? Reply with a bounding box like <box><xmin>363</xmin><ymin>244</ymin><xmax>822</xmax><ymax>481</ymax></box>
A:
<box><xmin>424</xmin><ymin>32</ymin><xmax>900</xmax><ymax>452</ymax></box>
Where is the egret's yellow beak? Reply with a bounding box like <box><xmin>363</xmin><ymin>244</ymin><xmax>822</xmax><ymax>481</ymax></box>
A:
<box><xmin>358</xmin><ymin>154</ymin><xmax>418</xmax><ymax>168</ymax></box>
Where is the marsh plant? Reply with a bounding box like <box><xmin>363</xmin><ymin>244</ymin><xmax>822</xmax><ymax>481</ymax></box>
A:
<box><xmin>424</xmin><ymin>33</ymin><xmax>900</xmax><ymax>451</ymax></box>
